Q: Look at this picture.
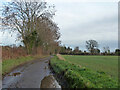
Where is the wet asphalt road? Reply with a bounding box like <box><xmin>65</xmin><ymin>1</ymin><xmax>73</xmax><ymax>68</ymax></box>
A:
<box><xmin>2</xmin><ymin>56</ymin><xmax>61</xmax><ymax>88</ymax></box>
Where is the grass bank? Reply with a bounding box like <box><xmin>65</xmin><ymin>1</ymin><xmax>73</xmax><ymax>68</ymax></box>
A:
<box><xmin>50</xmin><ymin>56</ymin><xmax>118</xmax><ymax>88</ymax></box>
<box><xmin>2</xmin><ymin>55</ymin><xmax>48</xmax><ymax>76</ymax></box>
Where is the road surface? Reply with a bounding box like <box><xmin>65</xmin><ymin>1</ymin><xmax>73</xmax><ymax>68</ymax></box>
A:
<box><xmin>2</xmin><ymin>56</ymin><xmax>61</xmax><ymax>88</ymax></box>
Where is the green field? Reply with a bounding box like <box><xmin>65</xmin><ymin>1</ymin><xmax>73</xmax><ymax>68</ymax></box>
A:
<box><xmin>62</xmin><ymin>55</ymin><xmax>118</xmax><ymax>79</ymax></box>
<box><xmin>50</xmin><ymin>55</ymin><xmax>118</xmax><ymax>88</ymax></box>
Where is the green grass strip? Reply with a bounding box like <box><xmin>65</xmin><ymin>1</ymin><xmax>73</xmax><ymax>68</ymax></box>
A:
<box><xmin>2</xmin><ymin>56</ymin><xmax>34</xmax><ymax>76</ymax></box>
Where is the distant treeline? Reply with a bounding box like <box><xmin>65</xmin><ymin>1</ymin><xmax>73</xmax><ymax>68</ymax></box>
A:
<box><xmin>59</xmin><ymin>44</ymin><xmax>120</xmax><ymax>56</ymax></box>
<box><xmin>2</xmin><ymin>41</ymin><xmax>119</xmax><ymax>60</ymax></box>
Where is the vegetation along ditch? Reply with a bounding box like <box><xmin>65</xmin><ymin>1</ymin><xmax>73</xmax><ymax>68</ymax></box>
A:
<box><xmin>50</xmin><ymin>56</ymin><xmax>118</xmax><ymax>88</ymax></box>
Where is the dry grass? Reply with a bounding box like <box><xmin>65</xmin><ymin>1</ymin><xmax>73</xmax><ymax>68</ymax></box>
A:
<box><xmin>56</xmin><ymin>54</ymin><xmax>66</xmax><ymax>61</ymax></box>
<box><xmin>2</xmin><ymin>46</ymin><xmax>43</xmax><ymax>60</ymax></box>
<box><xmin>2</xmin><ymin>46</ymin><xmax>27</xmax><ymax>60</ymax></box>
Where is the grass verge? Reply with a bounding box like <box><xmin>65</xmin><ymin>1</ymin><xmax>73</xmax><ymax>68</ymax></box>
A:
<box><xmin>50</xmin><ymin>56</ymin><xmax>118</xmax><ymax>88</ymax></box>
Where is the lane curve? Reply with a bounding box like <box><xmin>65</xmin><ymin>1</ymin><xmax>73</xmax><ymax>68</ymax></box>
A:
<box><xmin>2</xmin><ymin>56</ymin><xmax>61</xmax><ymax>88</ymax></box>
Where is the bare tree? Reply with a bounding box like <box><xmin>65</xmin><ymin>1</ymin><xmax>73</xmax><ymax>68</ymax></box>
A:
<box><xmin>2</xmin><ymin>0</ymin><xmax>60</xmax><ymax>54</ymax></box>
<box><xmin>35</xmin><ymin>17</ymin><xmax>60</xmax><ymax>54</ymax></box>
<box><xmin>86</xmin><ymin>40</ymin><xmax>98</xmax><ymax>54</ymax></box>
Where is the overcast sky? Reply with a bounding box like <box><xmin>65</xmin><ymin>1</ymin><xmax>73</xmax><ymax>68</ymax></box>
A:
<box><xmin>0</xmin><ymin>0</ymin><xmax>119</xmax><ymax>52</ymax></box>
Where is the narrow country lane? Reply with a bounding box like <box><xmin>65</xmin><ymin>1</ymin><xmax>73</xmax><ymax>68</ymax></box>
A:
<box><xmin>2</xmin><ymin>56</ymin><xmax>61</xmax><ymax>88</ymax></box>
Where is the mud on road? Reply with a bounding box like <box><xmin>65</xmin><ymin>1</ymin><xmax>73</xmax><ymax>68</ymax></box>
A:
<box><xmin>2</xmin><ymin>56</ymin><xmax>61</xmax><ymax>88</ymax></box>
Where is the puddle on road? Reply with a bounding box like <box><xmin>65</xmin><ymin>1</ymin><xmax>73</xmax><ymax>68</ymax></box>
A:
<box><xmin>40</xmin><ymin>75</ymin><xmax>61</xmax><ymax>88</ymax></box>
<box><xmin>44</xmin><ymin>66</ymin><xmax>47</xmax><ymax>69</ymax></box>
<box><xmin>8</xmin><ymin>72</ymin><xmax>21</xmax><ymax>76</ymax></box>
<box><xmin>31</xmin><ymin>62</ymin><xmax>34</xmax><ymax>64</ymax></box>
